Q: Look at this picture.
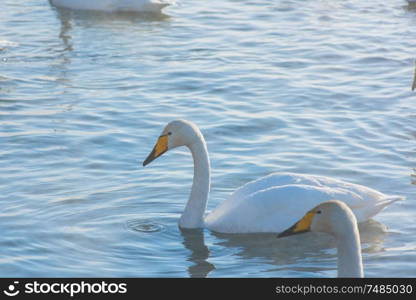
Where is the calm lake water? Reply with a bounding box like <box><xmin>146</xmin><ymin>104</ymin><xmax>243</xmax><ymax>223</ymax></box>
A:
<box><xmin>1</xmin><ymin>0</ymin><xmax>415</xmax><ymax>277</ymax></box>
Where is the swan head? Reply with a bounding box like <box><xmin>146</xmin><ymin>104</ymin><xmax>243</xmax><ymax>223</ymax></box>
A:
<box><xmin>277</xmin><ymin>200</ymin><xmax>357</xmax><ymax>238</ymax></box>
<box><xmin>143</xmin><ymin>120</ymin><xmax>203</xmax><ymax>166</ymax></box>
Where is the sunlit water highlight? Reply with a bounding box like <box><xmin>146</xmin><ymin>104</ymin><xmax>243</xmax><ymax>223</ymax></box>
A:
<box><xmin>0</xmin><ymin>0</ymin><xmax>415</xmax><ymax>277</ymax></box>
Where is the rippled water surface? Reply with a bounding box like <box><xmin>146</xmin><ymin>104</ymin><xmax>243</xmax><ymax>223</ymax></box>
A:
<box><xmin>1</xmin><ymin>0</ymin><xmax>416</xmax><ymax>277</ymax></box>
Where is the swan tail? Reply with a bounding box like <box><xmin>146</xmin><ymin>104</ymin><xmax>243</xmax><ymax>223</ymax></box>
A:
<box><xmin>371</xmin><ymin>195</ymin><xmax>403</xmax><ymax>219</ymax></box>
<box><xmin>380</xmin><ymin>195</ymin><xmax>404</xmax><ymax>210</ymax></box>
<box><xmin>383</xmin><ymin>195</ymin><xmax>405</xmax><ymax>204</ymax></box>
<box><xmin>154</xmin><ymin>1</ymin><xmax>171</xmax><ymax>9</ymax></box>
<box><xmin>354</xmin><ymin>195</ymin><xmax>404</xmax><ymax>223</ymax></box>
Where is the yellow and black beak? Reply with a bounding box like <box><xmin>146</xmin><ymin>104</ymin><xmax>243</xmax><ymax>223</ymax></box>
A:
<box><xmin>142</xmin><ymin>134</ymin><xmax>169</xmax><ymax>167</ymax></box>
<box><xmin>277</xmin><ymin>211</ymin><xmax>316</xmax><ymax>238</ymax></box>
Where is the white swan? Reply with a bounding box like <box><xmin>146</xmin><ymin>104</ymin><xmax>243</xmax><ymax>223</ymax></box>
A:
<box><xmin>277</xmin><ymin>200</ymin><xmax>364</xmax><ymax>278</ymax></box>
<box><xmin>143</xmin><ymin>120</ymin><xmax>402</xmax><ymax>233</ymax></box>
<box><xmin>49</xmin><ymin>0</ymin><xmax>170</xmax><ymax>13</ymax></box>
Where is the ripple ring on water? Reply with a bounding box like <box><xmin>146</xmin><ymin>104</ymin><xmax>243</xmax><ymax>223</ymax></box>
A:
<box><xmin>126</xmin><ymin>219</ymin><xmax>165</xmax><ymax>233</ymax></box>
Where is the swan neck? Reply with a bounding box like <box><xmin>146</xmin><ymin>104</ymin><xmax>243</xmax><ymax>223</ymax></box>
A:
<box><xmin>336</xmin><ymin>223</ymin><xmax>363</xmax><ymax>278</ymax></box>
<box><xmin>179</xmin><ymin>138</ymin><xmax>210</xmax><ymax>228</ymax></box>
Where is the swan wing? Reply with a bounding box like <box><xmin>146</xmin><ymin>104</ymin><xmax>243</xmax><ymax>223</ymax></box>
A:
<box><xmin>205</xmin><ymin>178</ymin><xmax>403</xmax><ymax>233</ymax></box>
<box><xmin>205</xmin><ymin>184</ymin><xmax>358</xmax><ymax>233</ymax></box>
<box><xmin>228</xmin><ymin>172</ymin><xmax>402</xmax><ymax>219</ymax></box>
<box><xmin>228</xmin><ymin>173</ymin><xmax>321</xmax><ymax>202</ymax></box>
<box><xmin>229</xmin><ymin>172</ymin><xmax>385</xmax><ymax>201</ymax></box>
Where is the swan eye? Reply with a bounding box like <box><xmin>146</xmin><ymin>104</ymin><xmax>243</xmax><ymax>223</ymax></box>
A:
<box><xmin>168</xmin><ymin>132</ymin><xmax>172</xmax><ymax>136</ymax></box>
<box><xmin>316</xmin><ymin>210</ymin><xmax>322</xmax><ymax>214</ymax></box>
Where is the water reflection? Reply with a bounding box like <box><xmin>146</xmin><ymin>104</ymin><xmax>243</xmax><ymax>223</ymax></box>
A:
<box><xmin>56</xmin><ymin>9</ymin><xmax>73</xmax><ymax>53</ymax></box>
<box><xmin>52</xmin><ymin>2</ymin><xmax>170</xmax><ymax>59</ymax></box>
<box><xmin>49</xmin><ymin>7</ymin><xmax>73</xmax><ymax>88</ymax></box>
<box><xmin>180</xmin><ymin>228</ymin><xmax>215</xmax><ymax>278</ymax></box>
<box><xmin>177</xmin><ymin>219</ymin><xmax>387</xmax><ymax>277</ymax></box>
<box><xmin>210</xmin><ymin>219</ymin><xmax>387</xmax><ymax>276</ymax></box>
<box><xmin>52</xmin><ymin>3</ymin><xmax>170</xmax><ymax>85</ymax></box>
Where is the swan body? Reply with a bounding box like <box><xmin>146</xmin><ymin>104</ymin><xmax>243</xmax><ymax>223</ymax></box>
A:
<box><xmin>50</xmin><ymin>0</ymin><xmax>170</xmax><ymax>13</ymax></box>
<box><xmin>143</xmin><ymin>120</ymin><xmax>402</xmax><ymax>233</ymax></box>
<box><xmin>278</xmin><ymin>200</ymin><xmax>364</xmax><ymax>278</ymax></box>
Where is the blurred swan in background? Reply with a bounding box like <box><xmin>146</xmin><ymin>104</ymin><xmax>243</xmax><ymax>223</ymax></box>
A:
<box><xmin>49</xmin><ymin>0</ymin><xmax>170</xmax><ymax>13</ymax></box>
<box><xmin>278</xmin><ymin>200</ymin><xmax>364</xmax><ymax>277</ymax></box>
<box><xmin>142</xmin><ymin>120</ymin><xmax>403</xmax><ymax>233</ymax></box>
<box><xmin>408</xmin><ymin>0</ymin><xmax>416</xmax><ymax>8</ymax></box>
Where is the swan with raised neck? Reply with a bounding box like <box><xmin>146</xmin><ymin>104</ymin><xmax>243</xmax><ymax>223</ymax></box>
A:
<box><xmin>142</xmin><ymin>119</ymin><xmax>402</xmax><ymax>234</ymax></box>
<box><xmin>278</xmin><ymin>200</ymin><xmax>364</xmax><ymax>278</ymax></box>
<box><xmin>143</xmin><ymin>120</ymin><xmax>210</xmax><ymax>228</ymax></box>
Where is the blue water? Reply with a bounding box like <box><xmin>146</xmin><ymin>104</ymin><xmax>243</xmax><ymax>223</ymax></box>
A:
<box><xmin>0</xmin><ymin>0</ymin><xmax>415</xmax><ymax>277</ymax></box>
